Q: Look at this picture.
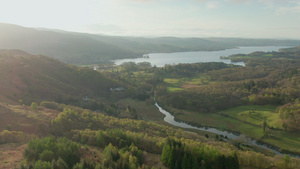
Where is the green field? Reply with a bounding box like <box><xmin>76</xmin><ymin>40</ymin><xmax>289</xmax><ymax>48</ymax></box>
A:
<box><xmin>164</xmin><ymin>78</ymin><xmax>185</xmax><ymax>92</ymax></box>
<box><xmin>158</xmin><ymin>71</ymin><xmax>300</xmax><ymax>154</ymax></box>
<box><xmin>187</xmin><ymin>76</ymin><xmax>210</xmax><ymax>85</ymax></box>
<box><xmin>117</xmin><ymin>98</ymin><xmax>165</xmax><ymax>122</ymax></box>
<box><xmin>173</xmin><ymin>108</ymin><xmax>265</xmax><ymax>139</ymax></box>
<box><xmin>164</xmin><ymin>75</ymin><xmax>209</xmax><ymax>92</ymax></box>
<box><xmin>171</xmin><ymin>105</ymin><xmax>300</xmax><ymax>154</ymax></box>
<box><xmin>218</xmin><ymin>105</ymin><xmax>282</xmax><ymax>129</ymax></box>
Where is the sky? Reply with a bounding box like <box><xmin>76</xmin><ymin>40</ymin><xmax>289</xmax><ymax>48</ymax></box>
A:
<box><xmin>0</xmin><ymin>0</ymin><xmax>300</xmax><ymax>39</ymax></box>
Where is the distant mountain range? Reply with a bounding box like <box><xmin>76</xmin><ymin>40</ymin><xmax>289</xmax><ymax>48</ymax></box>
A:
<box><xmin>1</xmin><ymin>23</ymin><xmax>300</xmax><ymax>65</ymax></box>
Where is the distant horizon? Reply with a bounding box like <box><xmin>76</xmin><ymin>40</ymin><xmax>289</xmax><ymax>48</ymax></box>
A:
<box><xmin>2</xmin><ymin>22</ymin><xmax>300</xmax><ymax>41</ymax></box>
<box><xmin>1</xmin><ymin>0</ymin><xmax>300</xmax><ymax>39</ymax></box>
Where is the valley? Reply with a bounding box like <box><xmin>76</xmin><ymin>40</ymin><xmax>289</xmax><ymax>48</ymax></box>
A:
<box><xmin>0</xmin><ymin>45</ymin><xmax>299</xmax><ymax>168</ymax></box>
<box><xmin>1</xmin><ymin>0</ymin><xmax>300</xmax><ymax>168</ymax></box>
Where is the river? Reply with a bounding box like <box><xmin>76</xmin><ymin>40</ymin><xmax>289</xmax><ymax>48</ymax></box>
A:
<box><xmin>115</xmin><ymin>45</ymin><xmax>299</xmax><ymax>158</ymax></box>
<box><xmin>114</xmin><ymin>46</ymin><xmax>290</xmax><ymax>67</ymax></box>
<box><xmin>155</xmin><ymin>102</ymin><xmax>300</xmax><ymax>158</ymax></box>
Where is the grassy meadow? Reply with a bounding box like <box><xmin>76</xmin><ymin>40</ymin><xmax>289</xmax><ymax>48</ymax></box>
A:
<box><xmin>117</xmin><ymin>98</ymin><xmax>165</xmax><ymax>122</ymax></box>
<box><xmin>218</xmin><ymin>105</ymin><xmax>282</xmax><ymax>129</ymax></box>
<box><xmin>171</xmin><ymin>105</ymin><xmax>300</xmax><ymax>154</ymax></box>
<box><xmin>164</xmin><ymin>75</ymin><xmax>210</xmax><ymax>92</ymax></box>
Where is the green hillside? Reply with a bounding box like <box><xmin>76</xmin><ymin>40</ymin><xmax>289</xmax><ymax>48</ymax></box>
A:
<box><xmin>0</xmin><ymin>49</ymin><xmax>122</xmax><ymax>106</ymax></box>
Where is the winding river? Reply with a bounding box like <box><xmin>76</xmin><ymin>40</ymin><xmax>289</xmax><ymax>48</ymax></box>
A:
<box><xmin>116</xmin><ymin>45</ymin><xmax>300</xmax><ymax>158</ymax></box>
<box><xmin>155</xmin><ymin>102</ymin><xmax>300</xmax><ymax>158</ymax></box>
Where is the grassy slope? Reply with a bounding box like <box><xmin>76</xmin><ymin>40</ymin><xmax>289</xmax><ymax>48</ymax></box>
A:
<box><xmin>117</xmin><ymin>98</ymin><xmax>165</xmax><ymax>122</ymax></box>
<box><xmin>0</xmin><ymin>102</ymin><xmax>60</xmax><ymax>134</ymax></box>
<box><xmin>0</xmin><ymin>102</ymin><xmax>61</xmax><ymax>168</ymax></box>
<box><xmin>0</xmin><ymin>102</ymin><xmax>168</xmax><ymax>169</ymax></box>
<box><xmin>0</xmin><ymin>143</ymin><xmax>27</xmax><ymax>169</ymax></box>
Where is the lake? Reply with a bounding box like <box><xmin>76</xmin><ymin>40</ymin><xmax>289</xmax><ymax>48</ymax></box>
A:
<box><xmin>114</xmin><ymin>46</ymin><xmax>290</xmax><ymax>67</ymax></box>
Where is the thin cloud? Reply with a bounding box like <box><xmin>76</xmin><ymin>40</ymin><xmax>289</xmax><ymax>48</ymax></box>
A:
<box><xmin>206</xmin><ymin>1</ymin><xmax>220</xmax><ymax>9</ymax></box>
<box><xmin>84</xmin><ymin>24</ymin><xmax>125</xmax><ymax>33</ymax></box>
<box><xmin>277</xmin><ymin>3</ymin><xmax>300</xmax><ymax>15</ymax></box>
<box><xmin>115</xmin><ymin>0</ymin><xmax>208</xmax><ymax>3</ymax></box>
<box><xmin>226</xmin><ymin>0</ymin><xmax>252</xmax><ymax>4</ymax></box>
<box><xmin>226</xmin><ymin>0</ymin><xmax>295</xmax><ymax>5</ymax></box>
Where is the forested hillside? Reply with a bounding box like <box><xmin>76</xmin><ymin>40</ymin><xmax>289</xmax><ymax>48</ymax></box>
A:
<box><xmin>2</xmin><ymin>102</ymin><xmax>299</xmax><ymax>169</ymax></box>
<box><xmin>1</xmin><ymin>48</ymin><xmax>300</xmax><ymax>168</ymax></box>
<box><xmin>0</xmin><ymin>49</ymin><xmax>125</xmax><ymax>106</ymax></box>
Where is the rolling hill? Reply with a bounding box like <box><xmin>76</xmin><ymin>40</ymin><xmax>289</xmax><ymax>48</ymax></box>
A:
<box><xmin>0</xmin><ymin>49</ymin><xmax>120</xmax><ymax>105</ymax></box>
<box><xmin>1</xmin><ymin>49</ymin><xmax>300</xmax><ymax>169</ymax></box>
<box><xmin>2</xmin><ymin>23</ymin><xmax>300</xmax><ymax>65</ymax></box>
<box><xmin>0</xmin><ymin>23</ymin><xmax>140</xmax><ymax>65</ymax></box>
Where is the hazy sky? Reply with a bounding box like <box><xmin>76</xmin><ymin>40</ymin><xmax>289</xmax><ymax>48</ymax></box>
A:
<box><xmin>0</xmin><ymin>0</ymin><xmax>300</xmax><ymax>38</ymax></box>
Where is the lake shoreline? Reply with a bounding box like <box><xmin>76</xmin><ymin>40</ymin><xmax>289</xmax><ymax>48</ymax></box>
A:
<box><xmin>114</xmin><ymin>46</ymin><xmax>291</xmax><ymax>67</ymax></box>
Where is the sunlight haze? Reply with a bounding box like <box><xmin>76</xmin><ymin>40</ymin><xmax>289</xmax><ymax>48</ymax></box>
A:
<box><xmin>1</xmin><ymin>0</ymin><xmax>300</xmax><ymax>38</ymax></box>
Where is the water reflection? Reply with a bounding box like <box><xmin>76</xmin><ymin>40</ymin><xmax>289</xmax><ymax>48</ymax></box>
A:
<box><xmin>114</xmin><ymin>46</ymin><xmax>289</xmax><ymax>67</ymax></box>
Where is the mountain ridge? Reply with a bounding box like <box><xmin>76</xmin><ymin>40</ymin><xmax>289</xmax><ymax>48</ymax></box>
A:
<box><xmin>2</xmin><ymin>23</ymin><xmax>300</xmax><ymax>65</ymax></box>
